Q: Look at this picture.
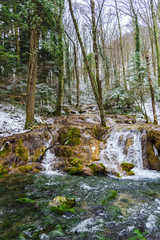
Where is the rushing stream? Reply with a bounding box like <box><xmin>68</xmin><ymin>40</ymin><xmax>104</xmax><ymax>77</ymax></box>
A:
<box><xmin>0</xmin><ymin>173</ymin><xmax>160</xmax><ymax>240</ymax></box>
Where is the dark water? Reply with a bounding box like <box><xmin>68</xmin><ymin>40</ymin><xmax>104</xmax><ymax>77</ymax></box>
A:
<box><xmin>0</xmin><ymin>173</ymin><xmax>160</xmax><ymax>240</ymax></box>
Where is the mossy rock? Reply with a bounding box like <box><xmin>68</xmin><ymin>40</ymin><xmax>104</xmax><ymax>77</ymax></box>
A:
<box><xmin>49</xmin><ymin>196</ymin><xmax>76</xmax><ymax>214</ymax></box>
<box><xmin>92</xmin><ymin>125</ymin><xmax>109</xmax><ymax>140</ymax></box>
<box><xmin>67</xmin><ymin>158</ymin><xmax>83</xmax><ymax>175</ymax></box>
<box><xmin>17</xmin><ymin>198</ymin><xmax>36</xmax><ymax>204</ymax></box>
<box><xmin>58</xmin><ymin>127</ymin><xmax>81</xmax><ymax>145</ymax></box>
<box><xmin>121</xmin><ymin>162</ymin><xmax>134</xmax><ymax>172</ymax></box>
<box><xmin>32</xmin><ymin>146</ymin><xmax>46</xmax><ymax>162</ymax></box>
<box><xmin>88</xmin><ymin>163</ymin><xmax>106</xmax><ymax>175</ymax></box>
<box><xmin>123</xmin><ymin>137</ymin><xmax>133</xmax><ymax>155</ymax></box>
<box><xmin>0</xmin><ymin>164</ymin><xmax>4</xmax><ymax>175</ymax></box>
<box><xmin>0</xmin><ymin>164</ymin><xmax>9</xmax><ymax>176</ymax></box>
<box><xmin>128</xmin><ymin>171</ymin><xmax>135</xmax><ymax>176</ymax></box>
<box><xmin>13</xmin><ymin>139</ymin><xmax>29</xmax><ymax>162</ymax></box>
<box><xmin>0</xmin><ymin>142</ymin><xmax>11</xmax><ymax>156</ymax></box>
<box><xmin>101</xmin><ymin>190</ymin><xmax>118</xmax><ymax>205</ymax></box>
<box><xmin>18</xmin><ymin>165</ymin><xmax>33</xmax><ymax>173</ymax></box>
<box><xmin>146</xmin><ymin>140</ymin><xmax>160</xmax><ymax>170</ymax></box>
<box><xmin>54</xmin><ymin>146</ymin><xmax>72</xmax><ymax>158</ymax></box>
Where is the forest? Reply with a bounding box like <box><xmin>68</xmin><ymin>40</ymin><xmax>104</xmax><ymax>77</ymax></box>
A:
<box><xmin>1</xmin><ymin>0</ymin><xmax>160</xmax><ymax>126</ymax></box>
<box><xmin>1</xmin><ymin>1</ymin><xmax>160</xmax><ymax>240</ymax></box>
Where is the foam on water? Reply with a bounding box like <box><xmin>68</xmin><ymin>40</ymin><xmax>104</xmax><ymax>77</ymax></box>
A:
<box><xmin>71</xmin><ymin>217</ymin><xmax>104</xmax><ymax>233</ymax></box>
<box><xmin>100</xmin><ymin>127</ymin><xmax>160</xmax><ymax>180</ymax></box>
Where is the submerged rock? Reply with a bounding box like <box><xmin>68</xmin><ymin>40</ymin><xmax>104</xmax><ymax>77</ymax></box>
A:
<box><xmin>49</xmin><ymin>196</ymin><xmax>76</xmax><ymax>213</ymax></box>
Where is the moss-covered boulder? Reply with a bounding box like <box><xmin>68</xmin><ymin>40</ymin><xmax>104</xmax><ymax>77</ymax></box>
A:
<box><xmin>88</xmin><ymin>163</ymin><xmax>106</xmax><ymax>175</ymax></box>
<box><xmin>58</xmin><ymin>127</ymin><xmax>81</xmax><ymax>145</ymax></box>
<box><xmin>121</xmin><ymin>162</ymin><xmax>134</xmax><ymax>172</ymax></box>
<box><xmin>49</xmin><ymin>196</ymin><xmax>76</xmax><ymax>213</ymax></box>
<box><xmin>0</xmin><ymin>125</ymin><xmax>51</xmax><ymax>175</ymax></box>
<box><xmin>66</xmin><ymin>158</ymin><xmax>83</xmax><ymax>175</ymax></box>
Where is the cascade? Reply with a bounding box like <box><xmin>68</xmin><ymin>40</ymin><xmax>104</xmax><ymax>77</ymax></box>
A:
<box><xmin>41</xmin><ymin>137</ymin><xmax>62</xmax><ymax>175</ymax></box>
<box><xmin>100</xmin><ymin>127</ymin><xmax>160</xmax><ymax>179</ymax></box>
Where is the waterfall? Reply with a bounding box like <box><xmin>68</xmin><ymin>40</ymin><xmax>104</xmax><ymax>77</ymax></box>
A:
<box><xmin>41</xmin><ymin>137</ymin><xmax>63</xmax><ymax>175</ymax></box>
<box><xmin>100</xmin><ymin>127</ymin><xmax>160</xmax><ymax>179</ymax></box>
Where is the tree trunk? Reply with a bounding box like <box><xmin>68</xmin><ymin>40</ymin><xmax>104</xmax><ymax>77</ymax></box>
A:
<box><xmin>25</xmin><ymin>26</ymin><xmax>40</xmax><ymax>129</ymax></box>
<box><xmin>68</xmin><ymin>0</ymin><xmax>106</xmax><ymax>126</ymax></box>
<box><xmin>90</xmin><ymin>0</ymin><xmax>106</xmax><ymax>126</ymax></box>
<box><xmin>149</xmin><ymin>28</ymin><xmax>157</xmax><ymax>77</ymax></box>
<box><xmin>145</xmin><ymin>51</ymin><xmax>158</xmax><ymax>124</ymax></box>
<box><xmin>151</xmin><ymin>0</ymin><xmax>160</xmax><ymax>85</ymax></box>
<box><xmin>13</xmin><ymin>4</ymin><xmax>20</xmax><ymax>64</ymax></box>
<box><xmin>74</xmin><ymin>44</ymin><xmax>80</xmax><ymax>107</ymax></box>
<box><xmin>54</xmin><ymin>0</ymin><xmax>64</xmax><ymax>116</ymax></box>
<box><xmin>65</xmin><ymin>40</ymin><xmax>72</xmax><ymax>105</ymax></box>
<box><xmin>115</xmin><ymin>0</ymin><xmax>127</xmax><ymax>91</ymax></box>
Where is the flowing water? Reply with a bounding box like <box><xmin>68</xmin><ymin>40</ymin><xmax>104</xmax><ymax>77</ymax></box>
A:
<box><xmin>0</xmin><ymin>173</ymin><xmax>160</xmax><ymax>240</ymax></box>
<box><xmin>100</xmin><ymin>126</ymin><xmax>160</xmax><ymax>180</ymax></box>
<box><xmin>1</xmin><ymin>104</ymin><xmax>160</xmax><ymax>239</ymax></box>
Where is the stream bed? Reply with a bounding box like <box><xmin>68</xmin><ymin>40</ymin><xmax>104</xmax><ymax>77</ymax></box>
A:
<box><xmin>0</xmin><ymin>173</ymin><xmax>160</xmax><ymax>240</ymax></box>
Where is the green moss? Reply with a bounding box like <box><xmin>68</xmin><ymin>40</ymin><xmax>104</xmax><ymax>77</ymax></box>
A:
<box><xmin>88</xmin><ymin>163</ymin><xmax>106</xmax><ymax>175</ymax></box>
<box><xmin>116</xmin><ymin>172</ymin><xmax>121</xmax><ymax>178</ymax></box>
<box><xmin>128</xmin><ymin>229</ymin><xmax>146</xmax><ymax>240</ymax></box>
<box><xmin>69</xmin><ymin>158</ymin><xmax>81</xmax><ymax>166</ymax></box>
<box><xmin>49</xmin><ymin>196</ymin><xmax>76</xmax><ymax>214</ymax></box>
<box><xmin>128</xmin><ymin>171</ymin><xmax>135</xmax><ymax>176</ymax></box>
<box><xmin>18</xmin><ymin>165</ymin><xmax>33</xmax><ymax>173</ymax></box>
<box><xmin>93</xmin><ymin>125</ymin><xmax>106</xmax><ymax>140</ymax></box>
<box><xmin>32</xmin><ymin>146</ymin><xmax>46</xmax><ymax>162</ymax></box>
<box><xmin>121</xmin><ymin>162</ymin><xmax>134</xmax><ymax>172</ymax></box>
<box><xmin>14</xmin><ymin>139</ymin><xmax>29</xmax><ymax>162</ymax></box>
<box><xmin>88</xmin><ymin>163</ymin><xmax>99</xmax><ymax>172</ymax></box>
<box><xmin>55</xmin><ymin>146</ymin><xmax>72</xmax><ymax>157</ymax></box>
<box><xmin>67</xmin><ymin>158</ymin><xmax>83</xmax><ymax>175</ymax></box>
<box><xmin>0</xmin><ymin>164</ymin><xmax>9</xmax><ymax>176</ymax></box>
<box><xmin>59</xmin><ymin>127</ymin><xmax>81</xmax><ymax>145</ymax></box>
<box><xmin>17</xmin><ymin>197</ymin><xmax>36</xmax><ymax>204</ymax></box>
<box><xmin>106</xmin><ymin>205</ymin><xmax>122</xmax><ymax>220</ymax></box>
<box><xmin>101</xmin><ymin>190</ymin><xmax>118</xmax><ymax>205</ymax></box>
<box><xmin>3</xmin><ymin>169</ymin><xmax>9</xmax><ymax>174</ymax></box>
<box><xmin>0</xmin><ymin>164</ymin><xmax>4</xmax><ymax>175</ymax></box>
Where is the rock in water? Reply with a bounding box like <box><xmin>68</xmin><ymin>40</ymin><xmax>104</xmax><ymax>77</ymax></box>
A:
<box><xmin>49</xmin><ymin>196</ymin><xmax>76</xmax><ymax>210</ymax></box>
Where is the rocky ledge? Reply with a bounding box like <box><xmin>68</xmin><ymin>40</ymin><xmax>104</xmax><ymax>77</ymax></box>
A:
<box><xmin>0</xmin><ymin>114</ymin><xmax>160</xmax><ymax>177</ymax></box>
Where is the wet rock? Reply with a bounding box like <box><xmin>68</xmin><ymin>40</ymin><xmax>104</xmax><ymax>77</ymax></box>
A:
<box><xmin>123</xmin><ymin>136</ymin><xmax>133</xmax><ymax>155</ymax></box>
<box><xmin>121</xmin><ymin>162</ymin><xmax>135</xmax><ymax>172</ymax></box>
<box><xmin>49</xmin><ymin>196</ymin><xmax>76</xmax><ymax>213</ymax></box>
<box><xmin>0</xmin><ymin>126</ymin><xmax>50</xmax><ymax>174</ymax></box>
<box><xmin>146</xmin><ymin>126</ymin><xmax>160</xmax><ymax>170</ymax></box>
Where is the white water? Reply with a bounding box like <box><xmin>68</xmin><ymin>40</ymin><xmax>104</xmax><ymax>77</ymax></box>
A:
<box><xmin>100</xmin><ymin>127</ymin><xmax>160</xmax><ymax>179</ymax></box>
<box><xmin>41</xmin><ymin>138</ymin><xmax>63</xmax><ymax>176</ymax></box>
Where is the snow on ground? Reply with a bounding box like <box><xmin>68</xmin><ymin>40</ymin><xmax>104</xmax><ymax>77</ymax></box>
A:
<box><xmin>0</xmin><ymin>104</ymin><xmax>27</xmax><ymax>137</ymax></box>
<box><xmin>0</xmin><ymin>99</ymin><xmax>160</xmax><ymax>138</ymax></box>
<box><xmin>0</xmin><ymin>104</ymin><xmax>54</xmax><ymax>138</ymax></box>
